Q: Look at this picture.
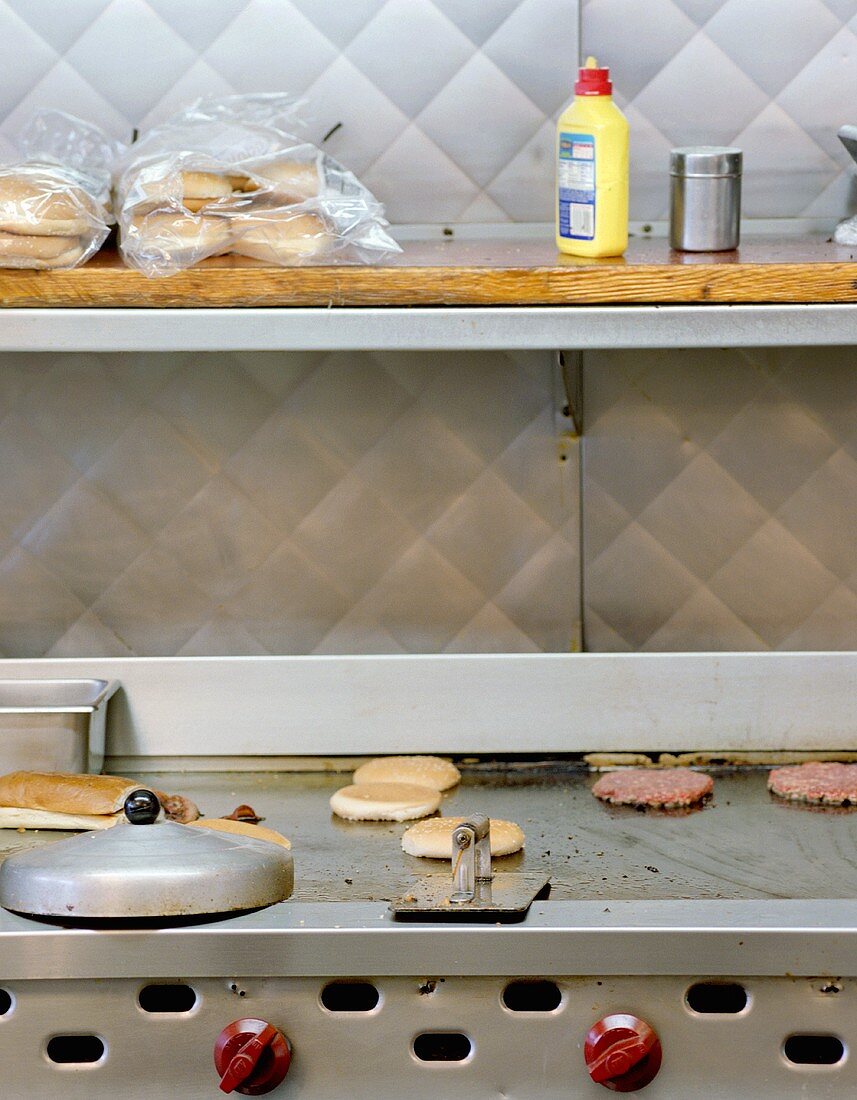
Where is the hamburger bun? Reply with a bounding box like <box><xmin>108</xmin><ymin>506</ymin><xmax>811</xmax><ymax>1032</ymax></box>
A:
<box><xmin>180</xmin><ymin>171</ymin><xmax>232</xmax><ymax>201</ymax></box>
<box><xmin>135</xmin><ymin>171</ymin><xmax>232</xmax><ymax>215</ymax></box>
<box><xmin>0</xmin><ymin>807</ymin><xmax>121</xmax><ymax>831</ymax></box>
<box><xmin>126</xmin><ymin>211</ymin><xmax>231</xmax><ymax>260</ymax></box>
<box><xmin>330</xmin><ymin>782</ymin><xmax>441</xmax><ymax>822</ymax></box>
<box><xmin>0</xmin><ymin>173</ymin><xmax>98</xmax><ymax>236</ymax></box>
<box><xmin>353</xmin><ymin>756</ymin><xmax>460</xmax><ymax>792</ymax></box>
<box><xmin>402</xmin><ymin>816</ymin><xmax>524</xmax><ymax>858</ymax></box>
<box><xmin>182</xmin><ymin>196</ymin><xmax>228</xmax><ymax>213</ymax></box>
<box><xmin>246</xmin><ymin>159</ymin><xmax>320</xmax><ymax>201</ymax></box>
<box><xmin>229</xmin><ymin>174</ymin><xmax>255</xmax><ymax>192</ymax></box>
<box><xmin>230</xmin><ymin>210</ymin><xmax>331</xmax><ymax>263</ymax></box>
<box><xmin>188</xmin><ymin>817</ymin><xmax>291</xmax><ymax>849</ymax></box>
<box><xmin>0</xmin><ymin>231</ymin><xmax>83</xmax><ymax>268</ymax></box>
<box><xmin>0</xmin><ymin>771</ymin><xmax>139</xmax><ymax>816</ymax></box>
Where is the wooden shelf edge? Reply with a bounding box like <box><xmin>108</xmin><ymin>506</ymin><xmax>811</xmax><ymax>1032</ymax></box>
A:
<box><xmin>0</xmin><ymin>239</ymin><xmax>856</xmax><ymax>308</ymax></box>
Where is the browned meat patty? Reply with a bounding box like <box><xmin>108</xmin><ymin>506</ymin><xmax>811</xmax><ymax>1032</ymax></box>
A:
<box><xmin>154</xmin><ymin>790</ymin><xmax>200</xmax><ymax>823</ymax></box>
<box><xmin>768</xmin><ymin>762</ymin><xmax>857</xmax><ymax>806</ymax></box>
<box><xmin>592</xmin><ymin>767</ymin><xmax>713</xmax><ymax>808</ymax></box>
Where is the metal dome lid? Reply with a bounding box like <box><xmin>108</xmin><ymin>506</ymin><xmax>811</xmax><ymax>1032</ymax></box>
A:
<box><xmin>0</xmin><ymin>789</ymin><xmax>293</xmax><ymax>920</ymax></box>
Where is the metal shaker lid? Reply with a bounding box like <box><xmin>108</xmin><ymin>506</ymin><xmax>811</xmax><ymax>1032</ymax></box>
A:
<box><xmin>670</xmin><ymin>146</ymin><xmax>742</xmax><ymax>177</ymax></box>
<box><xmin>0</xmin><ymin>789</ymin><xmax>294</xmax><ymax>920</ymax></box>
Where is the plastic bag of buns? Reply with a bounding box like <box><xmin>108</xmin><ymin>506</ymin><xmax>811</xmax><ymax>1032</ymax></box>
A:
<box><xmin>116</xmin><ymin>94</ymin><xmax>400</xmax><ymax>277</ymax></box>
<box><xmin>0</xmin><ymin>110</ymin><xmax>118</xmax><ymax>269</ymax></box>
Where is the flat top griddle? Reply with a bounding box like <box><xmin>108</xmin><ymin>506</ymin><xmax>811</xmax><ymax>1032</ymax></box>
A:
<box><xmin>0</xmin><ymin>766</ymin><xmax>854</xmax><ymax>904</ymax></box>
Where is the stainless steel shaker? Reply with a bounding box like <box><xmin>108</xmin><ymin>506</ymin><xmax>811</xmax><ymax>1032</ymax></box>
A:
<box><xmin>669</xmin><ymin>147</ymin><xmax>742</xmax><ymax>251</ymax></box>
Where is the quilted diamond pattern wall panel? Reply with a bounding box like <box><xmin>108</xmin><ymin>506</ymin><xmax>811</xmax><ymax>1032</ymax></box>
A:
<box><xmin>0</xmin><ymin>351</ymin><xmax>578</xmax><ymax>657</ymax></box>
<box><xmin>582</xmin><ymin>347</ymin><xmax>857</xmax><ymax>651</ymax></box>
<box><xmin>0</xmin><ymin>0</ymin><xmax>579</xmax><ymax>224</ymax></box>
<box><xmin>583</xmin><ymin>0</ymin><xmax>857</xmax><ymax>221</ymax></box>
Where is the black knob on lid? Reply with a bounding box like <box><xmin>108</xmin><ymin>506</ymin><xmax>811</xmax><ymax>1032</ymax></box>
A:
<box><xmin>124</xmin><ymin>789</ymin><xmax>161</xmax><ymax>825</ymax></box>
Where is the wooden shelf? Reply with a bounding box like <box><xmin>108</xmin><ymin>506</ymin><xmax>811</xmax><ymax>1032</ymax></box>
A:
<box><xmin>0</xmin><ymin>235</ymin><xmax>856</xmax><ymax>308</ymax></box>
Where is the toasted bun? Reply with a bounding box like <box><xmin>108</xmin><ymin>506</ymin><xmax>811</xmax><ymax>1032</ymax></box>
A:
<box><xmin>231</xmin><ymin>211</ymin><xmax>331</xmax><ymax>263</ymax></box>
<box><xmin>0</xmin><ymin>807</ymin><xmax>119</xmax><ymax>831</ymax></box>
<box><xmin>0</xmin><ymin>772</ymin><xmax>138</xmax><ymax>816</ymax></box>
<box><xmin>0</xmin><ymin>174</ymin><xmax>97</xmax><ymax>236</ymax></box>
<box><xmin>0</xmin><ymin>231</ymin><xmax>83</xmax><ymax>268</ymax></box>
<box><xmin>250</xmin><ymin>160</ymin><xmax>320</xmax><ymax>201</ymax></box>
<box><xmin>330</xmin><ymin>782</ymin><xmax>441</xmax><ymax>822</ymax></box>
<box><xmin>127</xmin><ymin>212</ymin><xmax>231</xmax><ymax>257</ymax></box>
<box><xmin>402</xmin><ymin>816</ymin><xmax>524</xmax><ymax>858</ymax></box>
<box><xmin>354</xmin><ymin>756</ymin><xmax>460</xmax><ymax>792</ymax></box>
<box><xmin>188</xmin><ymin>818</ymin><xmax>291</xmax><ymax>849</ymax></box>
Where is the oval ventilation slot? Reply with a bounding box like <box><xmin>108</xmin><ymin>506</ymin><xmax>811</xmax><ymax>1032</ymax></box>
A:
<box><xmin>502</xmin><ymin>980</ymin><xmax>562</xmax><ymax>1012</ymax></box>
<box><xmin>413</xmin><ymin>1033</ymin><xmax>472</xmax><ymax>1062</ymax></box>
<box><xmin>783</xmin><ymin>1035</ymin><xmax>845</xmax><ymax>1066</ymax></box>
<box><xmin>47</xmin><ymin>1036</ymin><xmax>105</xmax><ymax>1065</ymax></box>
<box><xmin>0</xmin><ymin>989</ymin><xmax>12</xmax><ymax>1016</ymax></box>
<box><xmin>320</xmin><ymin>981</ymin><xmax>380</xmax><ymax>1012</ymax></box>
<box><xmin>686</xmin><ymin>982</ymin><xmax>748</xmax><ymax>1014</ymax></box>
<box><xmin>138</xmin><ymin>984</ymin><xmax>197</xmax><ymax>1013</ymax></box>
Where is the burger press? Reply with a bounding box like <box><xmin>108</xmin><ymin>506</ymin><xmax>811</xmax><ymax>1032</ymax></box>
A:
<box><xmin>391</xmin><ymin>812</ymin><xmax>550</xmax><ymax>921</ymax></box>
<box><xmin>0</xmin><ymin>788</ymin><xmax>293</xmax><ymax>921</ymax></box>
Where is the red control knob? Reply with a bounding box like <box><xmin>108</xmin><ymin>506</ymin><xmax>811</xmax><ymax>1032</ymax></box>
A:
<box><xmin>215</xmin><ymin>1018</ymin><xmax>292</xmax><ymax>1095</ymax></box>
<box><xmin>584</xmin><ymin>1013</ymin><xmax>662</xmax><ymax>1092</ymax></box>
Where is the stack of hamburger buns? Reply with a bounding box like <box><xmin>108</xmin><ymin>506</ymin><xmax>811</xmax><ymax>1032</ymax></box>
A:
<box><xmin>0</xmin><ymin>167</ymin><xmax>108</xmax><ymax>269</ymax></box>
<box><xmin>117</xmin><ymin>95</ymin><xmax>398</xmax><ymax>276</ymax></box>
<box><xmin>123</xmin><ymin>159</ymin><xmax>333</xmax><ymax>270</ymax></box>
<box><xmin>0</xmin><ymin>110</ymin><xmax>116</xmax><ymax>269</ymax></box>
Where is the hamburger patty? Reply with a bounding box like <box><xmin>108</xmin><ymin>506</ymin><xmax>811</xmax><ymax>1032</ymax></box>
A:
<box><xmin>592</xmin><ymin>767</ymin><xmax>713</xmax><ymax>808</ymax></box>
<box><xmin>768</xmin><ymin>762</ymin><xmax>857</xmax><ymax>805</ymax></box>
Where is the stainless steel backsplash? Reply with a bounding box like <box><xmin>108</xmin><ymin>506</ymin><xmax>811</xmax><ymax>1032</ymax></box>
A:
<box><xmin>0</xmin><ymin>351</ymin><xmax>578</xmax><ymax>657</ymax></box>
<box><xmin>1</xmin><ymin>0</ymin><xmax>855</xmax><ymax>225</ymax></box>
<box><xmin>582</xmin><ymin>346</ymin><xmax>857</xmax><ymax>650</ymax></box>
<box><xmin>0</xmin><ymin>0</ymin><xmax>579</xmax><ymax>225</ymax></box>
<box><xmin>5</xmin><ymin>345</ymin><xmax>854</xmax><ymax>657</ymax></box>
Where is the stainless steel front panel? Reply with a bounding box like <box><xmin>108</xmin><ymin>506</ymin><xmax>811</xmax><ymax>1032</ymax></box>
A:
<box><xmin>0</xmin><ymin>974</ymin><xmax>854</xmax><ymax>1098</ymax></box>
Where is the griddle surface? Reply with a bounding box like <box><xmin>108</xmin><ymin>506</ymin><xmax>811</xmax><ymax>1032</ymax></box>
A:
<box><xmin>1</xmin><ymin>767</ymin><xmax>854</xmax><ymax>903</ymax></box>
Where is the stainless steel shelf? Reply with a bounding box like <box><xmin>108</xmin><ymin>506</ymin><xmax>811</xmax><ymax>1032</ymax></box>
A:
<box><xmin>0</xmin><ymin>303</ymin><xmax>854</xmax><ymax>352</ymax></box>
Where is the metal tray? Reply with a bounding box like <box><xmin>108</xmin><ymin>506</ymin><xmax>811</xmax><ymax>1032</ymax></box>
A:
<box><xmin>0</xmin><ymin>679</ymin><xmax>119</xmax><ymax>775</ymax></box>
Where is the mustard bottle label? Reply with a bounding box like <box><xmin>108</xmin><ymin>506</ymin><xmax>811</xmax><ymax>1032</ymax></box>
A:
<box><xmin>558</xmin><ymin>131</ymin><xmax>595</xmax><ymax>240</ymax></box>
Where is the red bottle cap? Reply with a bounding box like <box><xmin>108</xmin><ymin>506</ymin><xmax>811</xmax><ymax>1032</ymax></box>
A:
<box><xmin>575</xmin><ymin>56</ymin><xmax>612</xmax><ymax>96</ymax></box>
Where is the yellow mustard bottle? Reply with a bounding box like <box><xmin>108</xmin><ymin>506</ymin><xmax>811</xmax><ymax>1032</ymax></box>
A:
<box><xmin>556</xmin><ymin>56</ymin><xmax>629</xmax><ymax>257</ymax></box>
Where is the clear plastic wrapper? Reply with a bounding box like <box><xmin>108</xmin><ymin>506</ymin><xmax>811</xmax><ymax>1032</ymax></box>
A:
<box><xmin>834</xmin><ymin>215</ymin><xmax>857</xmax><ymax>246</ymax></box>
<box><xmin>117</xmin><ymin>94</ymin><xmax>401</xmax><ymax>277</ymax></box>
<box><xmin>0</xmin><ymin>110</ymin><xmax>118</xmax><ymax>269</ymax></box>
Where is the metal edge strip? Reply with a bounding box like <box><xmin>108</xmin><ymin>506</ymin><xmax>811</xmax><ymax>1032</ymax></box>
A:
<box><xmin>1</xmin><ymin>900</ymin><xmax>855</xmax><ymax>980</ymax></box>
<box><xmin>0</xmin><ymin>304</ymin><xmax>853</xmax><ymax>352</ymax></box>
